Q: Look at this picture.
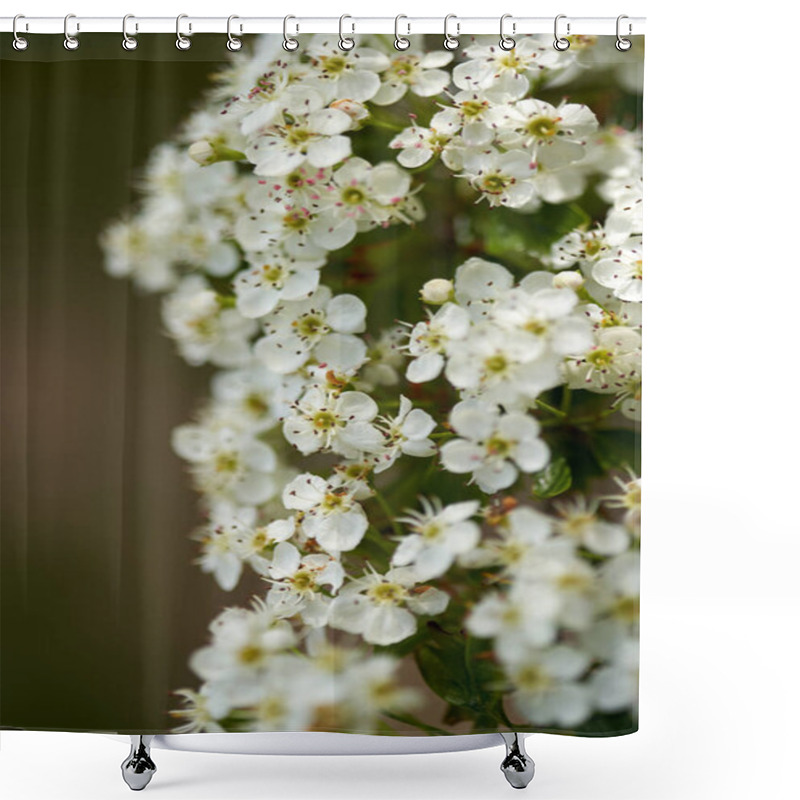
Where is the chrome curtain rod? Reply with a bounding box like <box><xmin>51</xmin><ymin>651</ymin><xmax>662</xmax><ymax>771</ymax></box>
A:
<box><xmin>1</xmin><ymin>15</ymin><xmax>646</xmax><ymax>36</ymax></box>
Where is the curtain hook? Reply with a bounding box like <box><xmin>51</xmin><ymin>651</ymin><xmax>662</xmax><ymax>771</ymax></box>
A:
<box><xmin>283</xmin><ymin>15</ymin><xmax>299</xmax><ymax>51</ymax></box>
<box><xmin>394</xmin><ymin>15</ymin><xmax>411</xmax><ymax>51</ymax></box>
<box><xmin>616</xmin><ymin>14</ymin><xmax>632</xmax><ymax>51</ymax></box>
<box><xmin>12</xmin><ymin>14</ymin><xmax>28</xmax><ymax>51</ymax></box>
<box><xmin>443</xmin><ymin>14</ymin><xmax>459</xmax><ymax>51</ymax></box>
<box><xmin>339</xmin><ymin>14</ymin><xmax>355</xmax><ymax>51</ymax></box>
<box><xmin>176</xmin><ymin>14</ymin><xmax>192</xmax><ymax>50</ymax></box>
<box><xmin>63</xmin><ymin>13</ymin><xmax>79</xmax><ymax>51</ymax></box>
<box><xmin>227</xmin><ymin>15</ymin><xmax>242</xmax><ymax>51</ymax></box>
<box><xmin>499</xmin><ymin>13</ymin><xmax>516</xmax><ymax>51</ymax></box>
<box><xmin>553</xmin><ymin>14</ymin><xmax>570</xmax><ymax>51</ymax></box>
<box><xmin>122</xmin><ymin>15</ymin><xmax>138</xmax><ymax>51</ymax></box>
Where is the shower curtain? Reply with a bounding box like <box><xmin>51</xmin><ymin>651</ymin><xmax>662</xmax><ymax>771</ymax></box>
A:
<box><xmin>0</xmin><ymin>31</ymin><xmax>642</xmax><ymax>739</ymax></box>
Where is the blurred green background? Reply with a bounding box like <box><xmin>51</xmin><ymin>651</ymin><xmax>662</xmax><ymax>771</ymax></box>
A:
<box><xmin>0</xmin><ymin>34</ymin><xmax>265</xmax><ymax>733</ymax></box>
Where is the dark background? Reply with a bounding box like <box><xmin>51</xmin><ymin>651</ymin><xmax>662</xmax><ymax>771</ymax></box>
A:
<box><xmin>0</xmin><ymin>34</ymin><xmax>257</xmax><ymax>732</ymax></box>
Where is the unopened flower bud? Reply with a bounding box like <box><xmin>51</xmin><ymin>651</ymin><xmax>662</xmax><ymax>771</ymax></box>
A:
<box><xmin>188</xmin><ymin>140</ymin><xmax>216</xmax><ymax>166</ymax></box>
<box><xmin>420</xmin><ymin>278</ymin><xmax>454</xmax><ymax>305</ymax></box>
<box><xmin>553</xmin><ymin>270</ymin><xmax>584</xmax><ymax>291</ymax></box>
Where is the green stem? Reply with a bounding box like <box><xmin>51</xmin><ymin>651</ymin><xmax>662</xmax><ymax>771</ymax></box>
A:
<box><xmin>535</xmin><ymin>399</ymin><xmax>566</xmax><ymax>418</ymax></box>
<box><xmin>371</xmin><ymin>487</ymin><xmax>404</xmax><ymax>539</ymax></box>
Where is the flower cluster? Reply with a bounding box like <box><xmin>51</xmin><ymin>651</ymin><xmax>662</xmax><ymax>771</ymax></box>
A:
<box><xmin>102</xmin><ymin>33</ymin><xmax>643</xmax><ymax>737</ymax></box>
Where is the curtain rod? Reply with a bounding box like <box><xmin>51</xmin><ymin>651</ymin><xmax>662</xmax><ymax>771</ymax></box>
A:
<box><xmin>1</xmin><ymin>16</ymin><xmax>646</xmax><ymax>36</ymax></box>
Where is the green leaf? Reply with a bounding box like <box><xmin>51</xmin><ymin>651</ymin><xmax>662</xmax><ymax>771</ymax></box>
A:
<box><xmin>473</xmin><ymin>202</ymin><xmax>591</xmax><ymax>268</ymax></box>
<box><xmin>531</xmin><ymin>456</ymin><xmax>573</xmax><ymax>499</ymax></box>
<box><xmin>591</xmin><ymin>429</ymin><xmax>640</xmax><ymax>473</ymax></box>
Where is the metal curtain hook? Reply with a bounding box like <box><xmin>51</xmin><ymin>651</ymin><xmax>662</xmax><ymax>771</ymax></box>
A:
<box><xmin>394</xmin><ymin>15</ymin><xmax>411</xmax><ymax>51</ymax></box>
<box><xmin>176</xmin><ymin>14</ymin><xmax>192</xmax><ymax>50</ymax></box>
<box><xmin>554</xmin><ymin>14</ymin><xmax>570</xmax><ymax>51</ymax></box>
<box><xmin>227</xmin><ymin>15</ymin><xmax>242</xmax><ymax>51</ymax></box>
<box><xmin>64</xmin><ymin>13</ymin><xmax>79</xmax><ymax>50</ymax></box>
<box><xmin>12</xmin><ymin>14</ymin><xmax>28</xmax><ymax>51</ymax></box>
<box><xmin>339</xmin><ymin>14</ymin><xmax>355</xmax><ymax>51</ymax></box>
<box><xmin>122</xmin><ymin>15</ymin><xmax>138</xmax><ymax>50</ymax></box>
<box><xmin>499</xmin><ymin>13</ymin><xmax>516</xmax><ymax>50</ymax></box>
<box><xmin>616</xmin><ymin>14</ymin><xmax>632</xmax><ymax>51</ymax></box>
<box><xmin>283</xmin><ymin>15</ymin><xmax>299</xmax><ymax>51</ymax></box>
<box><xmin>443</xmin><ymin>14</ymin><xmax>459</xmax><ymax>51</ymax></box>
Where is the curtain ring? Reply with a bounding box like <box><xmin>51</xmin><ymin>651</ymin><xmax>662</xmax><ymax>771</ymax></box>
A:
<box><xmin>499</xmin><ymin>13</ymin><xmax>516</xmax><ymax>51</ymax></box>
<box><xmin>12</xmin><ymin>14</ymin><xmax>28</xmax><ymax>51</ymax></box>
<box><xmin>339</xmin><ymin>14</ymin><xmax>355</xmax><ymax>51</ymax></box>
<box><xmin>63</xmin><ymin>13</ymin><xmax>79</xmax><ymax>51</ymax></box>
<box><xmin>122</xmin><ymin>15</ymin><xmax>138</xmax><ymax>51</ymax></box>
<box><xmin>616</xmin><ymin>14</ymin><xmax>632</xmax><ymax>51</ymax></box>
<box><xmin>176</xmin><ymin>14</ymin><xmax>192</xmax><ymax>50</ymax></box>
<box><xmin>283</xmin><ymin>15</ymin><xmax>299</xmax><ymax>51</ymax></box>
<box><xmin>553</xmin><ymin>14</ymin><xmax>570</xmax><ymax>51</ymax></box>
<box><xmin>443</xmin><ymin>14</ymin><xmax>459</xmax><ymax>51</ymax></box>
<box><xmin>227</xmin><ymin>15</ymin><xmax>242</xmax><ymax>51</ymax></box>
<box><xmin>394</xmin><ymin>15</ymin><xmax>411</xmax><ymax>51</ymax></box>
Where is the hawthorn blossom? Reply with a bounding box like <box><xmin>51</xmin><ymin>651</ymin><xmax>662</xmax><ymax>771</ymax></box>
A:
<box><xmin>233</xmin><ymin>249</ymin><xmax>325</xmax><ymax>318</ymax></box>
<box><xmin>162</xmin><ymin>276</ymin><xmax>256</xmax><ymax>368</ymax></box>
<box><xmin>329</xmin><ymin>566</ymin><xmax>449</xmax><ymax>646</ymax></box>
<box><xmin>460</xmin><ymin>148</ymin><xmax>538</xmax><ymax>208</ymax></box>
<box><xmin>305</xmin><ymin>35</ymin><xmax>390</xmax><ymax>103</ymax></box>
<box><xmin>372</xmin><ymin>396</ymin><xmax>436</xmax><ymax>473</ymax></box>
<box><xmin>440</xmin><ymin>400</ymin><xmax>550</xmax><ymax>493</ymax></box>
<box><xmin>405</xmin><ymin>301</ymin><xmax>470</xmax><ymax>383</ymax></box>
<box><xmin>392</xmin><ymin>498</ymin><xmax>481</xmax><ymax>580</ymax></box>
<box><xmin>373</xmin><ymin>49</ymin><xmax>453</xmax><ymax>105</ymax></box>
<box><xmin>553</xmin><ymin>497</ymin><xmax>630</xmax><ymax>556</ymax></box>
<box><xmin>254</xmin><ymin>287</ymin><xmax>367</xmax><ymax>375</ymax></box>
<box><xmin>592</xmin><ymin>235</ymin><xmax>643</xmax><ymax>302</ymax></box>
<box><xmin>265</xmin><ymin>542</ymin><xmax>345</xmax><ymax>627</ymax></box>
<box><xmin>503</xmin><ymin>645</ymin><xmax>593</xmax><ymax>727</ymax></box>
<box><xmin>282</xmin><ymin>387</ymin><xmax>383</xmax><ymax>457</ymax></box>
<box><xmin>282</xmin><ymin>472</ymin><xmax>369</xmax><ymax>553</ymax></box>
<box><xmin>494</xmin><ymin>99</ymin><xmax>598</xmax><ymax>168</ymax></box>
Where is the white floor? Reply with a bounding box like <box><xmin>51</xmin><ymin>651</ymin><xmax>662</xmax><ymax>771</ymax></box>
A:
<box><xmin>2</xmin><ymin>597</ymin><xmax>798</xmax><ymax>800</ymax></box>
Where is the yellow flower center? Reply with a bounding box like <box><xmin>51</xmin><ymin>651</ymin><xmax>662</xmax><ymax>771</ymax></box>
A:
<box><xmin>368</xmin><ymin>582</ymin><xmax>407</xmax><ymax>604</ymax></box>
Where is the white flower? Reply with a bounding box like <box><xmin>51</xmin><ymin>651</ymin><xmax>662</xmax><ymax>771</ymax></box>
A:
<box><xmin>189</xmin><ymin>600</ymin><xmax>297</xmax><ymax>716</ymax></box>
<box><xmin>266</xmin><ymin>542</ymin><xmax>345</xmax><ymax>627</ymax></box>
<box><xmin>460</xmin><ymin>148</ymin><xmax>537</xmax><ymax>208</ymax></box>
<box><xmin>373</xmin><ymin>49</ymin><xmax>453</xmax><ymax>105</ymax></box>
<box><xmin>308</xmin><ymin>158</ymin><xmax>413</xmax><ymax>250</ymax></box>
<box><xmin>566</xmin><ymin>325</ymin><xmax>641</xmax><ymax>395</ymax></box>
<box><xmin>329</xmin><ymin>566</ymin><xmax>449</xmax><ymax>646</ymax></box>
<box><xmin>504</xmin><ymin>645</ymin><xmax>592</xmax><ymax>728</ymax></box>
<box><xmin>254</xmin><ymin>286</ymin><xmax>367</xmax><ymax>375</ymax></box>
<box><xmin>588</xmin><ymin>636</ymin><xmax>639</xmax><ymax>713</ymax></box>
<box><xmin>393</xmin><ymin>497</ymin><xmax>480</xmax><ymax>580</ymax></box>
<box><xmin>405</xmin><ymin>302</ymin><xmax>470</xmax><ymax>383</ymax></box>
<box><xmin>592</xmin><ymin>235</ymin><xmax>642</xmax><ymax>302</ymax></box>
<box><xmin>100</xmin><ymin>217</ymin><xmax>175</xmax><ymax>292</ymax></box>
<box><xmin>372</xmin><ymin>396</ymin><xmax>436</xmax><ymax>473</ymax></box>
<box><xmin>305</xmin><ymin>36</ymin><xmax>391</xmax><ymax>102</ymax></box>
<box><xmin>172</xmin><ymin>419</ymin><xmax>279</xmax><ymax>505</ymax></box>
<box><xmin>467</xmin><ymin>583</ymin><xmax>561</xmax><ymax>657</ymax></box>
<box><xmin>454</xmin><ymin>37</ymin><xmax>560</xmax><ymax>100</ymax></box>
<box><xmin>389</xmin><ymin>116</ymin><xmax>461</xmax><ymax>169</ymax></box>
<box><xmin>282</xmin><ymin>472</ymin><xmax>369</xmax><ymax>553</ymax></box>
<box><xmin>171</xmin><ymin>689</ymin><xmax>227</xmax><ymax>733</ymax></box>
<box><xmin>244</xmin><ymin>93</ymin><xmax>355</xmax><ymax>177</ymax></box>
<box><xmin>162</xmin><ymin>275</ymin><xmax>257</xmax><ymax>367</ymax></box>
<box><xmin>420</xmin><ymin>278</ymin><xmax>454</xmax><ymax>305</ymax></box>
<box><xmin>356</xmin><ymin>326</ymin><xmax>406</xmax><ymax>390</ymax></box>
<box><xmin>210</xmin><ymin>364</ymin><xmax>302</xmax><ymax>433</ymax></box>
<box><xmin>441</xmin><ymin>400</ymin><xmax>550</xmax><ymax>493</ymax></box>
<box><xmin>553</xmin><ymin>497</ymin><xmax>630</xmax><ymax>556</ymax></box>
<box><xmin>460</xmin><ymin>504</ymin><xmax>554</xmax><ymax>572</ymax></box>
<box><xmin>495</xmin><ymin>99</ymin><xmax>598</xmax><ymax>168</ymax></box>
<box><xmin>603</xmin><ymin>177</ymin><xmax>643</xmax><ymax>243</ymax></box>
<box><xmin>282</xmin><ymin>387</ymin><xmax>384</xmax><ymax>457</ymax></box>
<box><xmin>233</xmin><ymin>249</ymin><xmax>325</xmax><ymax>318</ymax></box>
<box><xmin>547</xmin><ymin>227</ymin><xmax>612</xmax><ymax>271</ymax></box>
<box><xmin>602</xmin><ymin>469</ymin><xmax>641</xmax><ymax>534</ymax></box>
